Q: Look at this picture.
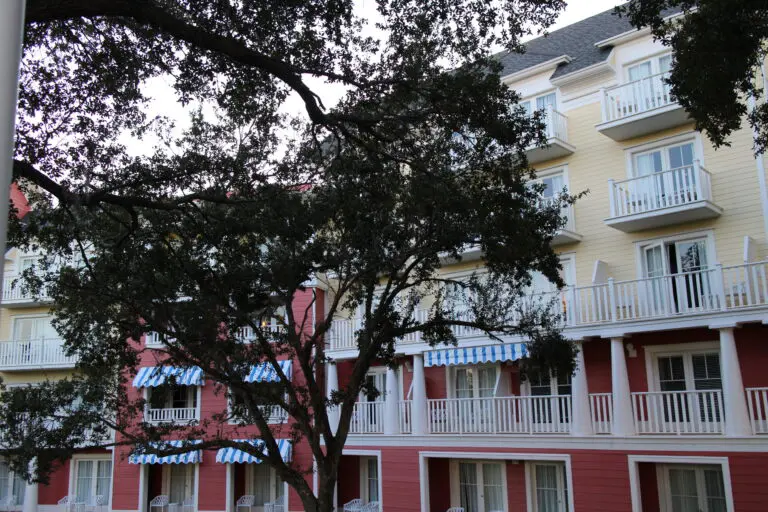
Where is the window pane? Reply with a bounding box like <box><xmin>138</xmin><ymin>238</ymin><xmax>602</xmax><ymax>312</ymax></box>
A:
<box><xmin>535</xmin><ymin>465</ymin><xmax>560</xmax><ymax>512</ymax></box>
<box><xmin>251</xmin><ymin>464</ymin><xmax>271</xmax><ymax>506</ymax></box>
<box><xmin>367</xmin><ymin>459</ymin><xmax>378</xmax><ymax>502</ymax></box>
<box><xmin>635</xmin><ymin>151</ymin><xmax>663</xmax><ymax>176</ymax></box>
<box><xmin>628</xmin><ymin>61</ymin><xmax>653</xmax><ymax>81</ymax></box>
<box><xmin>668</xmin><ymin>468</ymin><xmax>699</xmax><ymax>512</ymax></box>
<box><xmin>459</xmin><ymin>463</ymin><xmax>478</xmax><ymax>512</ymax></box>
<box><xmin>11</xmin><ymin>472</ymin><xmax>24</xmax><ymax>507</ymax></box>
<box><xmin>76</xmin><ymin>461</ymin><xmax>94</xmax><ymax>504</ymax></box>
<box><xmin>456</xmin><ymin>369</ymin><xmax>474</xmax><ymax>399</ymax></box>
<box><xmin>478</xmin><ymin>367</ymin><xmax>497</xmax><ymax>398</ymax></box>
<box><xmin>704</xmin><ymin>468</ymin><xmax>727</xmax><ymax>512</ymax></box>
<box><xmin>658</xmin><ymin>356</ymin><xmax>687</xmax><ymax>392</ymax></box>
<box><xmin>0</xmin><ymin>462</ymin><xmax>9</xmax><ymax>503</ymax></box>
<box><xmin>96</xmin><ymin>461</ymin><xmax>112</xmax><ymax>501</ymax></box>
<box><xmin>536</xmin><ymin>93</ymin><xmax>556</xmax><ymax>111</ymax></box>
<box><xmin>168</xmin><ymin>465</ymin><xmax>189</xmax><ymax>504</ymax></box>
<box><xmin>659</xmin><ymin>55</ymin><xmax>672</xmax><ymax>73</ymax></box>
<box><xmin>482</xmin><ymin>464</ymin><xmax>504</xmax><ymax>512</ymax></box>
<box><xmin>520</xmin><ymin>101</ymin><xmax>532</xmax><ymax>117</ymax></box>
<box><xmin>668</xmin><ymin>143</ymin><xmax>694</xmax><ymax>169</ymax></box>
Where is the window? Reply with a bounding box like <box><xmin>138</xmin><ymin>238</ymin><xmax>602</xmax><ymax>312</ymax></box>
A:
<box><xmin>18</xmin><ymin>256</ymin><xmax>41</xmax><ymax>274</ymax></box>
<box><xmin>360</xmin><ymin>457</ymin><xmax>379</xmax><ymax>503</ymax></box>
<box><xmin>659</xmin><ymin>464</ymin><xmax>726</xmax><ymax>512</ymax></box>
<box><xmin>450</xmin><ymin>461</ymin><xmax>506</xmax><ymax>512</ymax></box>
<box><xmin>164</xmin><ymin>465</ymin><xmax>194</xmax><ymax>505</ymax></box>
<box><xmin>148</xmin><ymin>386</ymin><xmax>197</xmax><ymax>410</ymax></box>
<box><xmin>531</xmin><ymin>463</ymin><xmax>568</xmax><ymax>512</ymax></box>
<box><xmin>73</xmin><ymin>459</ymin><xmax>112</xmax><ymax>505</ymax></box>
<box><xmin>248</xmin><ymin>464</ymin><xmax>284</xmax><ymax>510</ymax></box>
<box><xmin>12</xmin><ymin>316</ymin><xmax>57</xmax><ymax>341</ymax></box>
<box><xmin>453</xmin><ymin>366</ymin><xmax>497</xmax><ymax>399</ymax></box>
<box><xmin>0</xmin><ymin>460</ymin><xmax>25</xmax><ymax>507</ymax></box>
<box><xmin>520</xmin><ymin>92</ymin><xmax>557</xmax><ymax>116</ymax></box>
<box><xmin>526</xmin><ymin>370</ymin><xmax>571</xmax><ymax>427</ymax></box>
<box><xmin>228</xmin><ymin>384</ymin><xmax>288</xmax><ymax>424</ymax></box>
<box><xmin>627</xmin><ymin>53</ymin><xmax>672</xmax><ymax>81</ymax></box>
<box><xmin>653</xmin><ymin>348</ymin><xmax>722</xmax><ymax>425</ymax></box>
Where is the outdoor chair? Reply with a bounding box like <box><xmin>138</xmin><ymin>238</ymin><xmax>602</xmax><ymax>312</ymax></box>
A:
<box><xmin>264</xmin><ymin>495</ymin><xmax>284</xmax><ymax>512</ymax></box>
<box><xmin>342</xmin><ymin>499</ymin><xmax>363</xmax><ymax>512</ymax></box>
<box><xmin>235</xmin><ymin>495</ymin><xmax>254</xmax><ymax>512</ymax></box>
<box><xmin>149</xmin><ymin>495</ymin><xmax>170</xmax><ymax>512</ymax></box>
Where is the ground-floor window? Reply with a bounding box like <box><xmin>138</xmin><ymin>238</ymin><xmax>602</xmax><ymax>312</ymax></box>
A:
<box><xmin>0</xmin><ymin>460</ymin><xmax>25</xmax><ymax>507</ymax></box>
<box><xmin>164</xmin><ymin>465</ymin><xmax>195</xmax><ymax>505</ymax></box>
<box><xmin>659</xmin><ymin>464</ymin><xmax>726</xmax><ymax>512</ymax></box>
<box><xmin>530</xmin><ymin>462</ymin><xmax>568</xmax><ymax>512</ymax></box>
<box><xmin>360</xmin><ymin>457</ymin><xmax>379</xmax><ymax>503</ymax></box>
<box><xmin>73</xmin><ymin>458</ymin><xmax>112</xmax><ymax>505</ymax></box>
<box><xmin>248</xmin><ymin>464</ymin><xmax>284</xmax><ymax>510</ymax></box>
<box><xmin>450</xmin><ymin>460</ymin><xmax>506</xmax><ymax>512</ymax></box>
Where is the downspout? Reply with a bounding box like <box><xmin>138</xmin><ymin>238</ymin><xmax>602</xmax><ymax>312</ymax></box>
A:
<box><xmin>749</xmin><ymin>61</ymin><xmax>768</xmax><ymax>244</ymax></box>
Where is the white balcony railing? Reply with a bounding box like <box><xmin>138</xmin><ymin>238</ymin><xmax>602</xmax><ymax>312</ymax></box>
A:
<box><xmin>2</xmin><ymin>275</ymin><xmax>51</xmax><ymax>303</ymax></box>
<box><xmin>602</xmin><ymin>71</ymin><xmax>675</xmax><ymax>123</ymax></box>
<box><xmin>427</xmin><ymin>395</ymin><xmax>571</xmax><ymax>435</ymax></box>
<box><xmin>542</xmin><ymin>106</ymin><xmax>568</xmax><ymax>142</ymax></box>
<box><xmin>631</xmin><ymin>389</ymin><xmax>724</xmax><ymax>435</ymax></box>
<box><xmin>589</xmin><ymin>392</ymin><xmax>614</xmax><ymax>434</ymax></box>
<box><xmin>349</xmin><ymin>401</ymin><xmax>385</xmax><ymax>434</ymax></box>
<box><xmin>398</xmin><ymin>400</ymin><xmax>412</xmax><ymax>434</ymax></box>
<box><xmin>0</xmin><ymin>338</ymin><xmax>77</xmax><ymax>369</ymax></box>
<box><xmin>609</xmin><ymin>162</ymin><xmax>713</xmax><ymax>218</ymax></box>
<box><xmin>746</xmin><ymin>387</ymin><xmax>768</xmax><ymax>434</ymax></box>
<box><xmin>144</xmin><ymin>407</ymin><xmax>199</xmax><ymax>424</ymax></box>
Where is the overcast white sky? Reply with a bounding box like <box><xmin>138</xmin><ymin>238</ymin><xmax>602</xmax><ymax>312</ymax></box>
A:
<box><xmin>125</xmin><ymin>0</ymin><xmax>626</xmax><ymax>155</ymax></box>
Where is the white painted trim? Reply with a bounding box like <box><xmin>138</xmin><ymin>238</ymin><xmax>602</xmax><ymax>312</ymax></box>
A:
<box><xmin>627</xmin><ymin>455</ymin><xmax>734</xmax><ymax>512</ymax></box>
<box><xmin>500</xmin><ymin>56</ymin><xmax>572</xmax><ymax>84</ymax></box>
<box><xmin>418</xmin><ymin>454</ymin><xmax>429</xmax><ymax>512</ymax></box>
<box><xmin>341</xmin><ymin>450</ymin><xmax>383</xmax><ymax>511</ymax></box>
<box><xmin>138</xmin><ymin>464</ymin><xmax>147</xmax><ymax>512</ymax></box>
<box><xmin>643</xmin><ymin>340</ymin><xmax>720</xmax><ymax>392</ymax></box>
<box><xmin>595</xmin><ymin>27</ymin><xmax>652</xmax><ymax>48</ymax></box>
<box><xmin>225</xmin><ymin>464</ymin><xmax>232</xmax><ymax>512</ymax></box>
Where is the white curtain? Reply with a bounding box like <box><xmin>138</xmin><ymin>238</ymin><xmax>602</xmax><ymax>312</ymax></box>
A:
<box><xmin>96</xmin><ymin>461</ymin><xmax>112</xmax><ymax>500</ymax></box>
<box><xmin>366</xmin><ymin>459</ymin><xmax>378</xmax><ymax>502</ymax></box>
<box><xmin>455</xmin><ymin>369</ymin><xmax>474</xmax><ymax>399</ymax></box>
<box><xmin>459</xmin><ymin>463</ymin><xmax>478</xmax><ymax>512</ymax></box>
<box><xmin>535</xmin><ymin>465</ymin><xmax>559</xmax><ymax>512</ymax></box>
<box><xmin>668</xmin><ymin>468</ymin><xmax>699</xmax><ymax>512</ymax></box>
<box><xmin>76</xmin><ymin>461</ymin><xmax>94</xmax><ymax>504</ymax></box>
<box><xmin>481</xmin><ymin>464</ymin><xmax>504</xmax><ymax>512</ymax></box>
<box><xmin>168</xmin><ymin>465</ymin><xmax>189</xmax><ymax>504</ymax></box>
<box><xmin>251</xmin><ymin>464</ymin><xmax>271</xmax><ymax>506</ymax></box>
<box><xmin>703</xmin><ymin>469</ymin><xmax>727</xmax><ymax>512</ymax></box>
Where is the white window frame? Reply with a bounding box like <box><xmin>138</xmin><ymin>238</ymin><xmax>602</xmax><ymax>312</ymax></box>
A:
<box><xmin>624</xmin><ymin>51</ymin><xmax>673</xmax><ymax>82</ymax></box>
<box><xmin>644</xmin><ymin>341</ymin><xmax>720</xmax><ymax>393</ymax></box>
<box><xmin>624</xmin><ymin>132</ymin><xmax>705</xmax><ymax>179</ymax></box>
<box><xmin>448</xmin><ymin>459</ymin><xmax>509</xmax><ymax>512</ymax></box>
<box><xmin>627</xmin><ymin>455</ymin><xmax>733</xmax><ymax>512</ymax></box>
<box><xmin>10</xmin><ymin>313</ymin><xmax>56</xmax><ymax>340</ymax></box>
<box><xmin>521</xmin><ymin>370</ymin><xmax>572</xmax><ymax>397</ymax></box>
<box><xmin>360</xmin><ymin>367</ymin><xmax>388</xmax><ymax>402</ymax></box>
<box><xmin>633</xmin><ymin>230</ymin><xmax>717</xmax><ymax>280</ymax></box>
<box><xmin>527</xmin><ymin>461</ymin><xmax>569</xmax><ymax>512</ymax></box>
<box><xmin>520</xmin><ymin>89</ymin><xmax>560</xmax><ymax>115</ymax></box>
<box><xmin>445</xmin><ymin>364</ymin><xmax>502</xmax><ymax>399</ymax></box>
<box><xmin>359</xmin><ymin>456</ymin><xmax>380</xmax><ymax>504</ymax></box>
<box><xmin>245</xmin><ymin>464</ymin><xmax>287</xmax><ymax>510</ymax></box>
<box><xmin>68</xmin><ymin>454</ymin><xmax>113</xmax><ymax>506</ymax></box>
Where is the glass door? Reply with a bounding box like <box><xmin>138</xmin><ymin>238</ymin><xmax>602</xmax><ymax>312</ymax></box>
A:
<box><xmin>361</xmin><ymin>457</ymin><xmax>379</xmax><ymax>504</ymax></box>
<box><xmin>533</xmin><ymin>464</ymin><xmax>568</xmax><ymax>512</ymax></box>
<box><xmin>656</xmin><ymin>352</ymin><xmax>722</xmax><ymax>429</ymax></box>
<box><xmin>672</xmin><ymin>239</ymin><xmax>711</xmax><ymax>312</ymax></box>
<box><xmin>249</xmin><ymin>464</ymin><xmax>283</xmax><ymax>512</ymax></box>
<box><xmin>166</xmin><ymin>465</ymin><xmax>193</xmax><ymax>506</ymax></box>
<box><xmin>454</xmin><ymin>366</ymin><xmax>497</xmax><ymax>431</ymax></box>
<box><xmin>456</xmin><ymin>462</ymin><xmax>505</xmax><ymax>512</ymax></box>
<box><xmin>643</xmin><ymin>242</ymin><xmax>670</xmax><ymax>315</ymax></box>
<box><xmin>360</xmin><ymin>371</ymin><xmax>386</xmax><ymax>431</ymax></box>
<box><xmin>662</xmin><ymin>465</ymin><xmax>726</xmax><ymax>512</ymax></box>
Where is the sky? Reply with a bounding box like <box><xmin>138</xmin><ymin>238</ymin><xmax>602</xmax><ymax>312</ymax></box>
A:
<box><xmin>123</xmin><ymin>0</ymin><xmax>627</xmax><ymax>155</ymax></box>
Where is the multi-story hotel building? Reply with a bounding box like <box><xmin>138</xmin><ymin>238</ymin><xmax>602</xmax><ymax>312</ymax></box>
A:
<box><xmin>4</xmin><ymin>6</ymin><xmax>768</xmax><ymax>512</ymax></box>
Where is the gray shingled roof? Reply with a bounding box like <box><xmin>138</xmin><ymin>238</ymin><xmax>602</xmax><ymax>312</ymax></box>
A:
<box><xmin>497</xmin><ymin>5</ymin><xmax>678</xmax><ymax>80</ymax></box>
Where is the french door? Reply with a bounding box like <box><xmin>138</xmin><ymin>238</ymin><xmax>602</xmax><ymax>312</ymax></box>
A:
<box><xmin>0</xmin><ymin>460</ymin><xmax>25</xmax><ymax>507</ymax></box>
<box><xmin>527</xmin><ymin>372</ymin><xmax>571</xmax><ymax>432</ymax></box>
<box><xmin>656</xmin><ymin>352</ymin><xmax>723</xmax><ymax>428</ymax></box>
<box><xmin>454</xmin><ymin>366</ymin><xmax>497</xmax><ymax>431</ymax></box>
<box><xmin>660</xmin><ymin>465</ymin><xmax>727</xmax><ymax>512</ymax></box>
<box><xmin>74</xmin><ymin>459</ymin><xmax>112</xmax><ymax>505</ymax></box>
<box><xmin>248</xmin><ymin>464</ymin><xmax>284</xmax><ymax>512</ymax></box>
<box><xmin>452</xmin><ymin>461</ymin><xmax>505</xmax><ymax>512</ymax></box>
<box><xmin>164</xmin><ymin>465</ymin><xmax>194</xmax><ymax>505</ymax></box>
<box><xmin>532</xmin><ymin>463</ymin><xmax>568</xmax><ymax>512</ymax></box>
<box><xmin>642</xmin><ymin>238</ymin><xmax>713</xmax><ymax>314</ymax></box>
<box><xmin>360</xmin><ymin>457</ymin><xmax>379</xmax><ymax>503</ymax></box>
<box><xmin>632</xmin><ymin>141</ymin><xmax>697</xmax><ymax>209</ymax></box>
<box><xmin>360</xmin><ymin>370</ymin><xmax>387</xmax><ymax>431</ymax></box>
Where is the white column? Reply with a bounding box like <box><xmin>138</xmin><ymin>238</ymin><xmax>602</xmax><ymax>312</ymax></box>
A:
<box><xmin>0</xmin><ymin>0</ymin><xmax>26</xmax><ymax>292</ymax></box>
<box><xmin>22</xmin><ymin>458</ymin><xmax>38</xmax><ymax>512</ymax></box>
<box><xmin>326</xmin><ymin>362</ymin><xmax>340</xmax><ymax>434</ymax></box>
<box><xmin>570</xmin><ymin>343</ymin><xmax>594</xmax><ymax>436</ymax></box>
<box><xmin>719</xmin><ymin>328</ymin><xmax>752</xmax><ymax>436</ymax></box>
<box><xmin>611</xmin><ymin>337</ymin><xmax>636</xmax><ymax>436</ymax></box>
<box><xmin>383</xmin><ymin>366</ymin><xmax>399</xmax><ymax>435</ymax></box>
<box><xmin>411</xmin><ymin>354</ymin><xmax>428</xmax><ymax>436</ymax></box>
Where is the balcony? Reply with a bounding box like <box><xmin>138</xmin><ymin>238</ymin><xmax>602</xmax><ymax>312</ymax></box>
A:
<box><xmin>526</xmin><ymin>106</ymin><xmax>575</xmax><ymax>164</ymax></box>
<box><xmin>328</xmin><ymin>261</ymin><xmax>768</xmax><ymax>352</ymax></box>
<box><xmin>144</xmin><ymin>406</ymin><xmax>199</xmax><ymax>425</ymax></box>
<box><xmin>597</xmin><ymin>72</ymin><xmax>690</xmax><ymax>140</ymax></box>
<box><xmin>606</xmin><ymin>162</ymin><xmax>722</xmax><ymax>232</ymax></box>
<box><xmin>0</xmin><ymin>338</ymin><xmax>77</xmax><ymax>371</ymax></box>
<box><xmin>1</xmin><ymin>275</ymin><xmax>52</xmax><ymax>306</ymax></box>
<box><xmin>552</xmin><ymin>204</ymin><xmax>582</xmax><ymax>246</ymax></box>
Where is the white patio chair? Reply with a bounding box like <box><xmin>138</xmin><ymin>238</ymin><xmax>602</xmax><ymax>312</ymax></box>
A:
<box><xmin>264</xmin><ymin>495</ymin><xmax>284</xmax><ymax>512</ymax></box>
<box><xmin>360</xmin><ymin>502</ymin><xmax>379</xmax><ymax>512</ymax></box>
<box><xmin>235</xmin><ymin>495</ymin><xmax>254</xmax><ymax>512</ymax></box>
<box><xmin>59</xmin><ymin>496</ymin><xmax>76</xmax><ymax>512</ymax></box>
<box><xmin>149</xmin><ymin>495</ymin><xmax>170</xmax><ymax>512</ymax></box>
<box><xmin>446</xmin><ymin>508</ymin><xmax>465</xmax><ymax>512</ymax></box>
<box><xmin>181</xmin><ymin>495</ymin><xmax>195</xmax><ymax>512</ymax></box>
<box><xmin>0</xmin><ymin>495</ymin><xmax>16</xmax><ymax>512</ymax></box>
<box><xmin>342</xmin><ymin>499</ymin><xmax>363</xmax><ymax>512</ymax></box>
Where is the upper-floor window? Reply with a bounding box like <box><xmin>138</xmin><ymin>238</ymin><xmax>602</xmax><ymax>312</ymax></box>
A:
<box><xmin>631</xmin><ymin>139</ymin><xmax>696</xmax><ymax>178</ymax></box>
<box><xmin>452</xmin><ymin>365</ymin><xmax>498</xmax><ymax>399</ymax></box>
<box><xmin>626</xmin><ymin>53</ymin><xmax>672</xmax><ymax>82</ymax></box>
<box><xmin>13</xmin><ymin>315</ymin><xmax>57</xmax><ymax>341</ymax></box>
<box><xmin>520</xmin><ymin>91</ymin><xmax>557</xmax><ymax>116</ymax></box>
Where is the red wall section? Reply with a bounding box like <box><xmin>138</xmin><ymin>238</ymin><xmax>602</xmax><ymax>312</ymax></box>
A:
<box><xmin>198</xmin><ymin>451</ymin><xmax>226</xmax><ymax>511</ymax></box>
<box><xmin>379</xmin><ymin>448</ymin><xmax>421</xmax><ymax>512</ymax></box>
<box><xmin>337</xmin><ymin>456</ymin><xmax>360</xmax><ymax>507</ymax></box>
<box><xmin>637</xmin><ymin>463</ymin><xmax>659</xmax><ymax>512</ymax></box>
<box><xmin>112</xmin><ymin>446</ymin><xmax>143</xmax><ymax>511</ymax></box>
<box><xmin>736</xmin><ymin>325</ymin><xmax>768</xmax><ymax>388</ymax></box>
<box><xmin>428</xmin><ymin>458</ymin><xmax>449</xmax><ymax>512</ymax></box>
<box><xmin>583</xmin><ymin>340</ymin><xmax>612</xmax><ymax>394</ymax></box>
<box><xmin>570</xmin><ymin>451</ymin><xmax>632</xmax><ymax>512</ymax></box>
<box><xmin>505</xmin><ymin>462</ymin><xmax>526</xmax><ymax>512</ymax></box>
<box><xmin>729</xmin><ymin>453</ymin><xmax>768</xmax><ymax>511</ymax></box>
<box><xmin>39</xmin><ymin>460</ymin><xmax>70</xmax><ymax>505</ymax></box>
<box><xmin>425</xmin><ymin>367</ymin><xmax>447</xmax><ymax>399</ymax></box>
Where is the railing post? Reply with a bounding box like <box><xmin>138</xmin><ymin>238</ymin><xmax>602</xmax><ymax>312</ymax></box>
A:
<box><xmin>610</xmin><ymin>337</ymin><xmax>636</xmax><ymax>436</ymax></box>
<box><xmin>607</xmin><ymin>278</ymin><xmax>617</xmax><ymax>322</ymax></box>
<box><xmin>608</xmin><ymin>179</ymin><xmax>617</xmax><ymax>218</ymax></box>
<box><xmin>718</xmin><ymin>328</ymin><xmax>752</xmax><ymax>436</ymax></box>
<box><xmin>571</xmin><ymin>342</ymin><xmax>594</xmax><ymax>436</ymax></box>
<box><xmin>383</xmin><ymin>366</ymin><xmax>399</xmax><ymax>435</ymax></box>
<box><xmin>411</xmin><ymin>354</ymin><xmax>428</xmax><ymax>435</ymax></box>
<box><xmin>715</xmin><ymin>263</ymin><xmax>728</xmax><ymax>311</ymax></box>
<box><xmin>326</xmin><ymin>361</ymin><xmax>340</xmax><ymax>434</ymax></box>
<box><xmin>567</xmin><ymin>286</ymin><xmax>577</xmax><ymax>326</ymax></box>
<box><xmin>545</xmin><ymin>104</ymin><xmax>554</xmax><ymax>139</ymax></box>
<box><xmin>599</xmin><ymin>87</ymin><xmax>608</xmax><ymax>121</ymax></box>
<box><xmin>693</xmin><ymin>159</ymin><xmax>705</xmax><ymax>200</ymax></box>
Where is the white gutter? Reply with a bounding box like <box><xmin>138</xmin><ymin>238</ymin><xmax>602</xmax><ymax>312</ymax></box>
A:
<box><xmin>749</xmin><ymin>61</ymin><xmax>768</xmax><ymax>244</ymax></box>
<box><xmin>499</xmin><ymin>55</ymin><xmax>572</xmax><ymax>85</ymax></box>
<box><xmin>0</xmin><ymin>2</ymin><xmax>26</xmax><ymax>303</ymax></box>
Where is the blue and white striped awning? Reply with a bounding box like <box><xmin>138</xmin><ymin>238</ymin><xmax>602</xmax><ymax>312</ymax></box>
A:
<box><xmin>129</xmin><ymin>440</ymin><xmax>202</xmax><ymax>464</ymax></box>
<box><xmin>424</xmin><ymin>343</ymin><xmax>527</xmax><ymax>367</ymax></box>
<box><xmin>244</xmin><ymin>360</ymin><xmax>292</xmax><ymax>383</ymax></box>
<box><xmin>132</xmin><ymin>366</ymin><xmax>205</xmax><ymax>388</ymax></box>
<box><xmin>215</xmin><ymin>439</ymin><xmax>292</xmax><ymax>464</ymax></box>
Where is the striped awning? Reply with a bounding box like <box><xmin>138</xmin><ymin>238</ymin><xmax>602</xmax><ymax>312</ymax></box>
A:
<box><xmin>244</xmin><ymin>360</ymin><xmax>292</xmax><ymax>383</ymax></box>
<box><xmin>132</xmin><ymin>366</ymin><xmax>205</xmax><ymax>388</ymax></box>
<box><xmin>424</xmin><ymin>343</ymin><xmax>527</xmax><ymax>367</ymax></box>
<box><xmin>215</xmin><ymin>439</ymin><xmax>292</xmax><ymax>464</ymax></box>
<box><xmin>129</xmin><ymin>440</ymin><xmax>202</xmax><ymax>465</ymax></box>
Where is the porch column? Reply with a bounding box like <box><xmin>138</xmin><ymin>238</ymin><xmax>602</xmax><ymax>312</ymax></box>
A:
<box><xmin>570</xmin><ymin>342</ymin><xmax>594</xmax><ymax>436</ymax></box>
<box><xmin>719</xmin><ymin>328</ymin><xmax>752</xmax><ymax>436</ymax></box>
<box><xmin>383</xmin><ymin>366</ymin><xmax>400</xmax><ymax>435</ymax></box>
<box><xmin>326</xmin><ymin>361</ymin><xmax>340</xmax><ymax>434</ymax></box>
<box><xmin>22</xmin><ymin>458</ymin><xmax>38</xmax><ymax>512</ymax></box>
<box><xmin>610</xmin><ymin>337</ymin><xmax>636</xmax><ymax>436</ymax></box>
<box><xmin>411</xmin><ymin>354</ymin><xmax>428</xmax><ymax>435</ymax></box>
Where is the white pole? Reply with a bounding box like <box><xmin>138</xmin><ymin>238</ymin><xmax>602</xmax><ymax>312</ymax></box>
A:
<box><xmin>0</xmin><ymin>0</ymin><xmax>26</xmax><ymax>293</ymax></box>
<box><xmin>410</xmin><ymin>354</ymin><xmax>428</xmax><ymax>435</ymax></box>
<box><xmin>718</xmin><ymin>328</ymin><xmax>751</xmax><ymax>436</ymax></box>
<box><xmin>383</xmin><ymin>366</ymin><xmax>399</xmax><ymax>435</ymax></box>
<box><xmin>610</xmin><ymin>337</ymin><xmax>636</xmax><ymax>436</ymax></box>
<box><xmin>749</xmin><ymin>62</ymin><xmax>768</xmax><ymax>244</ymax></box>
<box><xmin>326</xmin><ymin>361</ymin><xmax>340</xmax><ymax>434</ymax></box>
<box><xmin>570</xmin><ymin>342</ymin><xmax>594</xmax><ymax>436</ymax></box>
<box><xmin>22</xmin><ymin>457</ymin><xmax>38</xmax><ymax>512</ymax></box>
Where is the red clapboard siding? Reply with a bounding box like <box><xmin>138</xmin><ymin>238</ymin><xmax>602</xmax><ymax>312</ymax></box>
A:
<box><xmin>428</xmin><ymin>458</ymin><xmax>450</xmax><ymax>512</ymax></box>
<box><xmin>380</xmin><ymin>448</ymin><xmax>421</xmax><ymax>512</ymax></box>
<box><xmin>39</xmin><ymin>460</ymin><xmax>69</xmax><ymax>505</ymax></box>
<box><xmin>637</xmin><ymin>462</ymin><xmax>659</xmax><ymax>512</ymax></box>
<box><xmin>198</xmin><ymin>450</ymin><xmax>226</xmax><ymax>511</ymax></box>
<box><xmin>506</xmin><ymin>462</ymin><xmax>526</xmax><ymax>512</ymax></box>
<box><xmin>583</xmin><ymin>340</ymin><xmax>612</xmax><ymax>394</ymax></box>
